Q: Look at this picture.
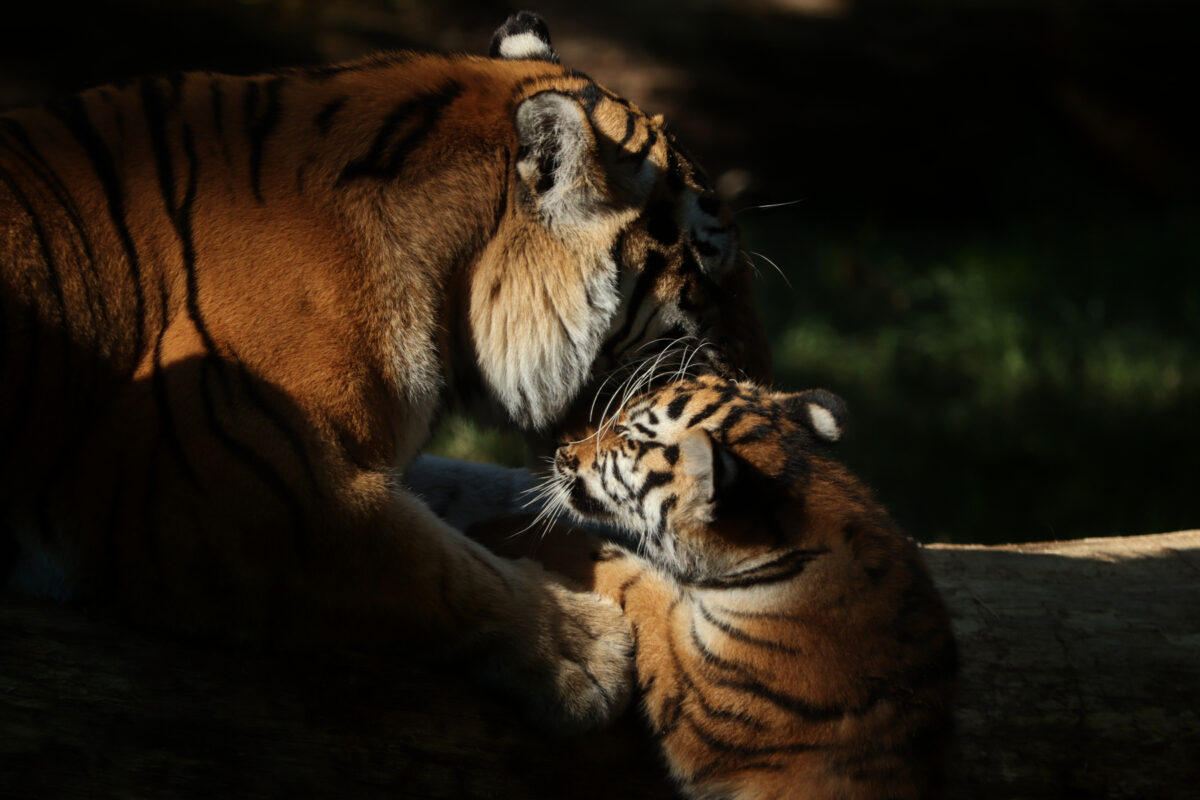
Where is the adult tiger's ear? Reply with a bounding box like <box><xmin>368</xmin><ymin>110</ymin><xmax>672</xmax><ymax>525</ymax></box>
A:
<box><xmin>783</xmin><ymin>389</ymin><xmax>849</xmax><ymax>444</ymax></box>
<box><xmin>489</xmin><ymin>11</ymin><xmax>559</xmax><ymax>63</ymax></box>
<box><xmin>514</xmin><ymin>91</ymin><xmax>605</xmax><ymax>229</ymax></box>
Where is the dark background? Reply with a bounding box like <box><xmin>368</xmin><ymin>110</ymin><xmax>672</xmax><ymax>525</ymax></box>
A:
<box><xmin>3</xmin><ymin>0</ymin><xmax>1196</xmax><ymax>544</ymax></box>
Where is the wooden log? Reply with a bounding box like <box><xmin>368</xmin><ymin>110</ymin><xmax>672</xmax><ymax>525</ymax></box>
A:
<box><xmin>924</xmin><ymin>530</ymin><xmax>1200</xmax><ymax>800</ymax></box>
<box><xmin>1</xmin><ymin>531</ymin><xmax>1197</xmax><ymax>798</ymax></box>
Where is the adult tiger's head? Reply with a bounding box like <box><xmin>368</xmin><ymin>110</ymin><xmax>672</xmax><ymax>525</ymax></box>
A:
<box><xmin>462</xmin><ymin>14</ymin><xmax>770</xmax><ymax>431</ymax></box>
<box><xmin>549</xmin><ymin>375</ymin><xmax>850</xmax><ymax>583</ymax></box>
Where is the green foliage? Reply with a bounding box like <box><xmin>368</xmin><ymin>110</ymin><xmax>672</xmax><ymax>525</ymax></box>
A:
<box><xmin>426</xmin><ymin>414</ymin><xmax>528</xmax><ymax>468</ymax></box>
<box><xmin>744</xmin><ymin>202</ymin><xmax>1200</xmax><ymax>543</ymax></box>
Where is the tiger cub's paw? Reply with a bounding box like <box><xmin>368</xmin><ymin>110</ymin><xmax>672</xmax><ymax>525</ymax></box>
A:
<box><xmin>490</xmin><ymin>560</ymin><xmax>634</xmax><ymax>734</ymax></box>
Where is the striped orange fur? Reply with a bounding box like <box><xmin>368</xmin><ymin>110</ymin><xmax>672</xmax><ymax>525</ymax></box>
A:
<box><xmin>523</xmin><ymin>375</ymin><xmax>957</xmax><ymax>794</ymax></box>
<box><xmin>0</xmin><ymin>14</ymin><xmax>768</xmax><ymax>732</ymax></box>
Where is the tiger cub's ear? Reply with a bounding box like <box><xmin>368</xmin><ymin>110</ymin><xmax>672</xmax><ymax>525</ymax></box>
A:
<box><xmin>515</xmin><ymin>91</ymin><xmax>605</xmax><ymax>230</ymax></box>
<box><xmin>679</xmin><ymin>429</ymin><xmax>739</xmax><ymax>507</ymax></box>
<box><xmin>489</xmin><ymin>12</ymin><xmax>559</xmax><ymax>63</ymax></box>
<box><xmin>783</xmin><ymin>389</ymin><xmax>849</xmax><ymax>443</ymax></box>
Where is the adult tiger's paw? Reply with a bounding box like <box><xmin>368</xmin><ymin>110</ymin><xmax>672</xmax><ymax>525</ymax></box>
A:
<box><xmin>532</xmin><ymin>574</ymin><xmax>635</xmax><ymax>732</ymax></box>
<box><xmin>476</xmin><ymin>560</ymin><xmax>634</xmax><ymax>734</ymax></box>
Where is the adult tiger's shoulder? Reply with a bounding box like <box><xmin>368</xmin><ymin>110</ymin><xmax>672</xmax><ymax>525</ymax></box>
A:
<box><xmin>0</xmin><ymin>14</ymin><xmax>768</xmax><ymax>733</ymax></box>
<box><xmin>537</xmin><ymin>375</ymin><xmax>957</xmax><ymax>796</ymax></box>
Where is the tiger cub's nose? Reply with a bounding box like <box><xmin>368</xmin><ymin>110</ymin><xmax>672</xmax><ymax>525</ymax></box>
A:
<box><xmin>554</xmin><ymin>447</ymin><xmax>580</xmax><ymax>474</ymax></box>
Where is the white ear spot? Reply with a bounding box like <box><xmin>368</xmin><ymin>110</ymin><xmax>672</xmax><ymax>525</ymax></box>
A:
<box><xmin>807</xmin><ymin>403</ymin><xmax>842</xmax><ymax>442</ymax></box>
<box><xmin>498</xmin><ymin>32</ymin><xmax>554</xmax><ymax>61</ymax></box>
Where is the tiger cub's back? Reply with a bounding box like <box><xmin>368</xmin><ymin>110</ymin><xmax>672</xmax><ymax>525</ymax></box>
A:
<box><xmin>546</xmin><ymin>376</ymin><xmax>957</xmax><ymax>799</ymax></box>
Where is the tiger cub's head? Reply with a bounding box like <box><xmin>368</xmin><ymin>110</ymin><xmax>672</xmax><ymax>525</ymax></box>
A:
<box><xmin>471</xmin><ymin>14</ymin><xmax>770</xmax><ymax>432</ymax></box>
<box><xmin>550</xmin><ymin>375</ymin><xmax>850</xmax><ymax>583</ymax></box>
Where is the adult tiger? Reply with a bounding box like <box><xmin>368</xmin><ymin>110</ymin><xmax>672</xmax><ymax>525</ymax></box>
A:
<box><xmin>472</xmin><ymin>375</ymin><xmax>957</xmax><ymax>796</ymax></box>
<box><xmin>0</xmin><ymin>13</ymin><xmax>768</xmax><ymax>732</ymax></box>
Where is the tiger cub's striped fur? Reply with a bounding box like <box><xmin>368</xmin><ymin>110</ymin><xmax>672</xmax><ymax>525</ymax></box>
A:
<box><xmin>541</xmin><ymin>376</ymin><xmax>956</xmax><ymax>797</ymax></box>
<box><xmin>0</xmin><ymin>14</ymin><xmax>768</xmax><ymax>732</ymax></box>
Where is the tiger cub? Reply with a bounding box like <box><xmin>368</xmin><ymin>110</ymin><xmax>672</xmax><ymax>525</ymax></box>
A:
<box><xmin>538</xmin><ymin>376</ymin><xmax>957</xmax><ymax>798</ymax></box>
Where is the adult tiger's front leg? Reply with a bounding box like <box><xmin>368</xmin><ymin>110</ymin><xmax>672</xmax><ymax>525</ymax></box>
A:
<box><xmin>314</xmin><ymin>478</ymin><xmax>634</xmax><ymax>732</ymax></box>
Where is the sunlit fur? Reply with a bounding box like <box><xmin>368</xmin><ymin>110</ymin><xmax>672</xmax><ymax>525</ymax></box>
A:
<box><xmin>544</xmin><ymin>376</ymin><xmax>957</xmax><ymax>797</ymax></box>
<box><xmin>0</xmin><ymin>15</ymin><xmax>768</xmax><ymax>733</ymax></box>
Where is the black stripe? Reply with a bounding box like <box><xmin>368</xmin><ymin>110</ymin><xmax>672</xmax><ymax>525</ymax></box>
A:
<box><xmin>729</xmin><ymin>423</ymin><xmax>774</xmax><ymax>446</ymax></box>
<box><xmin>666</xmin><ymin>393</ymin><xmax>691</xmax><ymax>420</ymax></box>
<box><xmin>0</xmin><ymin>165</ymin><xmax>71</xmax><ymax>362</ymax></box>
<box><xmin>337</xmin><ymin>81</ymin><xmax>464</xmax><ymax>184</ymax></box>
<box><xmin>711</xmin><ymin>667</ymin><xmax>853</xmax><ymax>723</ymax></box>
<box><xmin>690</xmin><ymin>548</ymin><xmax>828</xmax><ymax>591</ymax></box>
<box><xmin>601</xmin><ymin>452</ymin><xmax>637</xmax><ymax>500</ymax></box>
<box><xmin>601</xmin><ymin>250</ymin><xmax>669</xmax><ymax>360</ymax></box>
<box><xmin>684</xmin><ymin>714</ymin><xmax>817</xmax><ymax>761</ymax></box>
<box><xmin>198</xmin><ymin>355</ymin><xmax>312</xmax><ymax>558</ymax></box>
<box><xmin>614</xmin><ymin>572</ymin><xmax>642</xmax><ymax>609</ymax></box>
<box><xmin>576</xmin><ymin>84</ymin><xmax>601</xmax><ymax>114</ymax></box>
<box><xmin>617</xmin><ymin>112</ymin><xmax>636</xmax><ymax>146</ymax></box>
<box><xmin>237</xmin><ymin>370</ymin><xmax>322</xmax><ymax>492</ymax></box>
<box><xmin>314</xmin><ymin>95</ymin><xmax>347</xmax><ymax>135</ymax></box>
<box><xmin>686</xmin><ymin>383</ymin><xmax>738</xmax><ymax>429</ymax></box>
<box><xmin>175</xmin><ymin>125</ymin><xmax>236</xmax><ymax>399</ymax></box>
<box><xmin>141</xmin><ymin>75</ymin><xmax>182</xmax><ymax>219</ymax></box>
<box><xmin>47</xmin><ymin>94</ymin><xmax>147</xmax><ymax>364</ymax></box>
<box><xmin>686</xmin><ymin>400</ymin><xmax>724</xmax><ymax>428</ymax></box>
<box><xmin>594</xmin><ymin>83</ymin><xmax>629</xmax><ymax>107</ymax></box>
<box><xmin>655</xmin><ymin>495</ymin><xmax>676</xmax><ymax>538</ymax></box>
<box><xmin>150</xmin><ymin>283</ymin><xmax>201</xmax><ymax>487</ymax></box>
<box><xmin>248</xmin><ymin>76</ymin><xmax>286</xmax><ymax>202</ymax></box>
<box><xmin>666</xmin><ymin>632</ymin><xmax>767</xmax><ymax>731</ymax></box>
<box><xmin>716</xmin><ymin>404</ymin><xmax>749</xmax><ymax>436</ymax></box>
<box><xmin>140</xmin><ymin>86</ymin><xmax>220</xmax><ymax>361</ymax></box>
<box><xmin>623</xmin><ymin>127</ymin><xmax>658</xmax><ymax>167</ymax></box>
<box><xmin>688</xmin><ymin>619</ymin><xmax>748</xmax><ymax>674</ymax></box>
<box><xmin>696</xmin><ymin>601</ymin><xmax>802</xmax><ymax>655</ymax></box>
<box><xmin>0</xmin><ymin>120</ymin><xmax>109</xmax><ymax>345</ymax></box>
<box><xmin>209</xmin><ymin>77</ymin><xmax>234</xmax><ymax>166</ymax></box>
<box><xmin>0</xmin><ymin>118</ymin><xmax>100</xmax><ymax>273</ymax></box>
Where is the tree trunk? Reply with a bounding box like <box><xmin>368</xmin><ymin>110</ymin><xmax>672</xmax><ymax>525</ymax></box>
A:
<box><xmin>2</xmin><ymin>531</ymin><xmax>1197</xmax><ymax>799</ymax></box>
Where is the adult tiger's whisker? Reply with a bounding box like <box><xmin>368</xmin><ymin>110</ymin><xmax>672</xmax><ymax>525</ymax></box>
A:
<box><xmin>746</xmin><ymin>250</ymin><xmax>792</xmax><ymax>288</ymax></box>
